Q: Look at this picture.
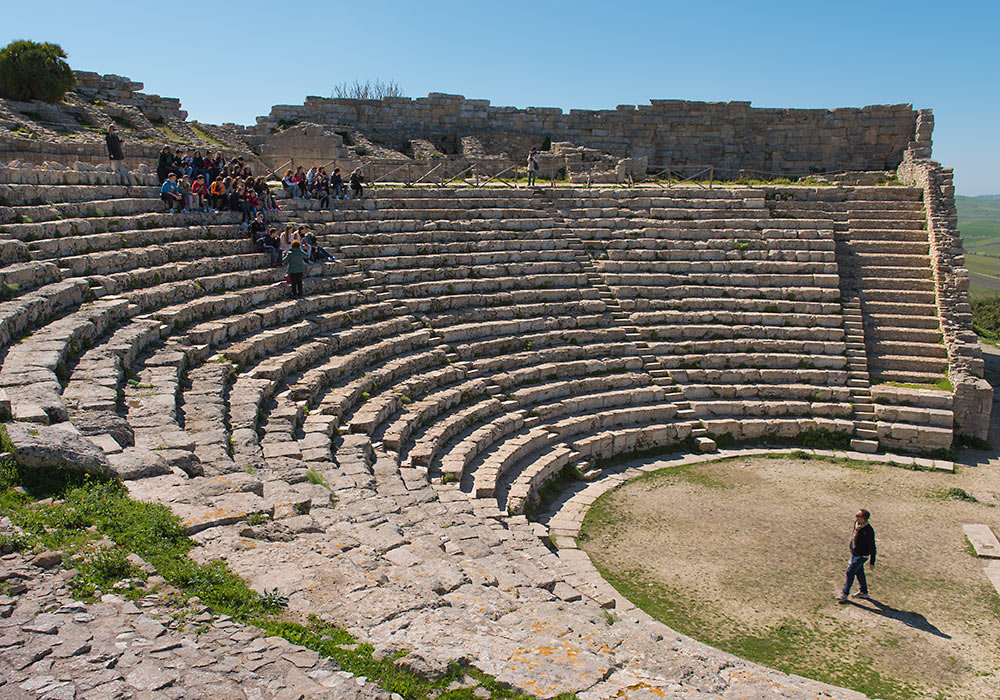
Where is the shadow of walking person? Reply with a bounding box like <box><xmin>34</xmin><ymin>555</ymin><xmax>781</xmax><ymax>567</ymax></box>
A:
<box><xmin>850</xmin><ymin>597</ymin><xmax>951</xmax><ymax>639</ymax></box>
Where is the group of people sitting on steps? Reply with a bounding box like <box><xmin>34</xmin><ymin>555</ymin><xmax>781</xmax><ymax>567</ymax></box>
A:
<box><xmin>160</xmin><ymin>170</ymin><xmax>278</xmax><ymax>221</ymax></box>
<box><xmin>282</xmin><ymin>165</ymin><xmax>365</xmax><ymax>205</ymax></box>
<box><xmin>248</xmin><ymin>212</ymin><xmax>335</xmax><ymax>267</ymax></box>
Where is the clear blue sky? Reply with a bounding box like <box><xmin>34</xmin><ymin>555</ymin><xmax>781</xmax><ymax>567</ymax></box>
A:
<box><xmin>3</xmin><ymin>0</ymin><xmax>997</xmax><ymax>194</ymax></box>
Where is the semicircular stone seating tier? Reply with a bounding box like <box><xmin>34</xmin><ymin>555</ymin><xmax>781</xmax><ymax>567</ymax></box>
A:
<box><xmin>0</xmin><ymin>160</ymin><xmax>953</xmax><ymax>699</ymax></box>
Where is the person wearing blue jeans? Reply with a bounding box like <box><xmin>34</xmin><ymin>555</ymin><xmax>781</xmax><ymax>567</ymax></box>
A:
<box><xmin>839</xmin><ymin>508</ymin><xmax>876</xmax><ymax>603</ymax></box>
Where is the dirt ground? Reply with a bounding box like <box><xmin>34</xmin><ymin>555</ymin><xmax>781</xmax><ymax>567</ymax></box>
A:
<box><xmin>579</xmin><ymin>454</ymin><xmax>1000</xmax><ymax>700</ymax></box>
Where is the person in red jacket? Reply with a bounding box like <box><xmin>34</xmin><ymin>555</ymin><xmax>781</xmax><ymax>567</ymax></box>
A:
<box><xmin>190</xmin><ymin>174</ymin><xmax>209</xmax><ymax>213</ymax></box>
<box><xmin>241</xmin><ymin>179</ymin><xmax>259</xmax><ymax>227</ymax></box>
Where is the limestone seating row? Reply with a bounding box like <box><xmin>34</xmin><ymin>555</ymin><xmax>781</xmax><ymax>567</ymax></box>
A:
<box><xmin>619</xmin><ymin>297</ymin><xmax>842</xmax><ymax>316</ymax></box>
<box><xmin>347</xmin><ymin>249</ymin><xmax>580</xmax><ymax>271</ymax></box>
<box><xmin>403</xmin><ymin>345</ymin><xmax>647</xmax><ymax>471</ymax></box>
<box><xmin>377</xmin><ymin>374</ymin><xmax>491</xmax><ymax>450</ymax></box>
<box><xmin>64</xmin><ymin>318</ymin><xmax>165</xmax><ymax>417</ymax></box>
<box><xmin>452</xmin><ymin>327</ymin><xmax>630</xmax><ymax>361</ymax></box>
<box><xmin>0</xmin><ymin>182</ymin><xmax>155</xmax><ymax>207</ymax></box>
<box><xmin>25</xmin><ymin>222</ymin><xmax>242</xmax><ymax>259</ymax></box>
<box><xmin>601</xmin><ymin>271</ymin><xmax>840</xmax><ymax>290</ymax></box>
<box><xmin>377</xmin><ymin>272</ymin><xmax>592</xmax><ymax>299</ymax></box>
<box><xmin>55</xmin><ymin>239</ymin><xmax>261</xmax><ymax>279</ymax></box>
<box><xmin>0</xmin><ymin>196</ymin><xmax>165</xmax><ymax>230</ymax></box>
<box><xmin>505</xmin><ymin>404</ymin><xmax>692</xmax><ymax>514</ymax></box>
<box><xmin>598</xmin><ymin>231</ymin><xmax>836</xmax><ymax>249</ymax></box>
<box><xmin>423</xmin><ymin>300</ymin><xmax>607</xmax><ymax>329</ymax></box>
<box><xmin>633</xmin><ymin>321</ymin><xmax>844</xmax><ymax>341</ymax></box>
<box><xmin>229</xmin><ymin>312</ymin><xmax>408</xmax><ymax>463</ymax></box>
<box><xmin>0</xmin><ymin>277</ymin><xmax>90</xmax><ymax>353</ymax></box>
<box><xmin>655</xmin><ymin>350</ymin><xmax>845</xmax><ymax>371</ymax></box>
<box><xmin>758</xmin><ymin>186</ymin><xmax>924</xmax><ymax>202</ymax></box>
<box><xmin>1</xmin><ymin>210</ymin><xmax>241</xmax><ymax>242</ymax></box>
<box><xmin>669</xmin><ymin>367</ymin><xmax>849</xmax><ymax>386</ymax></box>
<box><xmin>467</xmin><ymin>374</ymin><xmax>661</xmax><ymax>498</ymax></box>
<box><xmin>351</xmin><ymin>365</ymin><xmax>470</xmax><ymax>439</ymax></box>
<box><xmin>602</xmin><ymin>246</ymin><xmax>836</xmax><ymax>264</ymax></box>
<box><xmin>222</xmin><ymin>302</ymin><xmax>395</xmax><ymax>372</ymax></box>
<box><xmin>0</xmin><ymin>238</ymin><xmax>29</xmax><ymax>265</ymax></box>
<box><xmin>0</xmin><ymin>259</ymin><xmax>61</xmax><ymax>292</ymax></box>
<box><xmin>112</xmin><ymin>277</ymin><xmax>364</xmax><ymax>455</ymax></box>
<box><xmin>381</xmin><ymin>353</ymin><xmax>646</xmax><ymax>459</ymax></box>
<box><xmin>0</xmin><ymin>162</ymin><xmax>158</xmax><ymax>187</ymax></box>
<box><xmin>600</xmin><ymin>259</ymin><xmax>838</xmax><ymax>275</ymax></box>
<box><xmin>393</xmin><ymin>288</ymin><xmax>601</xmax><ymax>318</ymax></box>
<box><xmin>687</xmin><ymin>399</ymin><xmax>852</xmax><ymax>419</ymax></box>
<box><xmin>405</xmin><ymin>398</ymin><xmax>505</xmax><ymax>468</ymax></box>
<box><xmin>569</xmin><ymin>217</ymin><xmax>832</xmax><ymax>234</ymax></box>
<box><xmin>180</xmin><ymin>291</ymin><xmax>366</xmax><ymax>354</ymax></box>
<box><xmin>0</xmin><ymin>296</ymin><xmax>131</xmax><ymax>423</ymax></box>
<box><xmin>69</xmin><ymin>249</ymin><xmax>270</xmax><ymax>293</ymax></box>
<box><xmin>649</xmin><ymin>336</ymin><xmax>846</xmax><ymax>358</ymax></box>
<box><xmin>143</xmin><ymin>269</ymin><xmax>348</xmax><ymax>330</ymax></box>
<box><xmin>304</xmin><ymin>337</ymin><xmax>440</xmax><ymax>430</ymax></box>
<box><xmin>251</xmin><ymin>325</ymin><xmax>434</xmax><ymax>443</ymax></box>
<box><xmin>701</xmin><ymin>415</ymin><xmax>854</xmax><ymax>442</ymax></box>
<box><xmin>298</xmin><ymin>214</ymin><xmax>564</xmax><ymax>233</ymax></box>
<box><xmin>337</xmin><ymin>238</ymin><xmax>582</xmax><ymax>257</ymax></box>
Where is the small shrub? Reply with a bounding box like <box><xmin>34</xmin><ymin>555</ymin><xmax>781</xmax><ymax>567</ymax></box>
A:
<box><xmin>0</xmin><ymin>40</ymin><xmax>75</xmax><ymax>102</ymax></box>
<box><xmin>944</xmin><ymin>487</ymin><xmax>977</xmax><ymax>503</ymax></box>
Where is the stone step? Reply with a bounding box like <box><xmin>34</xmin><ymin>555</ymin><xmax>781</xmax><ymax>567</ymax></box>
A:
<box><xmin>850</xmin><ymin>438</ymin><xmax>879</xmax><ymax>453</ymax></box>
<box><xmin>963</xmin><ymin>524</ymin><xmax>1000</xmax><ymax>559</ymax></box>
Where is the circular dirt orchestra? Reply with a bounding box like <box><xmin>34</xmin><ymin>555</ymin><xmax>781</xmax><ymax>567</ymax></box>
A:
<box><xmin>578</xmin><ymin>454</ymin><xmax>1000</xmax><ymax>700</ymax></box>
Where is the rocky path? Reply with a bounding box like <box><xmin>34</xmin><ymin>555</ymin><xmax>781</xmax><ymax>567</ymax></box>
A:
<box><xmin>0</xmin><ymin>544</ymin><xmax>390</xmax><ymax>700</ymax></box>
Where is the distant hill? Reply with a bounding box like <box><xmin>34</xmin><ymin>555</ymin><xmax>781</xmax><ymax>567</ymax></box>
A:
<box><xmin>958</xmin><ymin>195</ymin><xmax>1000</xmax><ymax>253</ymax></box>
<box><xmin>957</xmin><ymin>195</ymin><xmax>1000</xmax><ymax>296</ymax></box>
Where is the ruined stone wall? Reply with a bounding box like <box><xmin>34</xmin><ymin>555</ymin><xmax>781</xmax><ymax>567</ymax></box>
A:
<box><xmin>72</xmin><ymin>71</ymin><xmax>188</xmax><ymax>122</ymax></box>
<box><xmin>258</xmin><ymin>94</ymin><xmax>918</xmax><ymax>176</ymax></box>
<box><xmin>897</xmin><ymin>111</ymin><xmax>992</xmax><ymax>439</ymax></box>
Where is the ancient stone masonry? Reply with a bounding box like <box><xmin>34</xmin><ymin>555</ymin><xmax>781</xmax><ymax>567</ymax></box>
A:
<box><xmin>898</xmin><ymin>110</ymin><xmax>992</xmax><ymax>439</ymax></box>
<box><xmin>0</xmin><ymin>72</ymin><xmax>261</xmax><ymax>170</ymax></box>
<box><xmin>258</xmin><ymin>93</ymin><xmax>917</xmax><ymax>177</ymax></box>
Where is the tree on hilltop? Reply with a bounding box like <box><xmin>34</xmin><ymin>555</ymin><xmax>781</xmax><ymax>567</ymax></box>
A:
<box><xmin>332</xmin><ymin>79</ymin><xmax>404</xmax><ymax>100</ymax></box>
<box><xmin>0</xmin><ymin>40</ymin><xmax>75</xmax><ymax>103</ymax></box>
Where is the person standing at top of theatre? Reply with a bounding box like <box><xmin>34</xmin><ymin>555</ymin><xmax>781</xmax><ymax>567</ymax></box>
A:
<box><xmin>838</xmin><ymin>508</ymin><xmax>876</xmax><ymax>603</ymax></box>
<box><xmin>106</xmin><ymin>123</ymin><xmax>129</xmax><ymax>183</ymax></box>
<box><xmin>527</xmin><ymin>146</ymin><xmax>540</xmax><ymax>187</ymax></box>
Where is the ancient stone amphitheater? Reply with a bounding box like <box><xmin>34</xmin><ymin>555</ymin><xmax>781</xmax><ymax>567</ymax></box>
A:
<box><xmin>0</xmin><ymin>73</ymin><xmax>992</xmax><ymax>699</ymax></box>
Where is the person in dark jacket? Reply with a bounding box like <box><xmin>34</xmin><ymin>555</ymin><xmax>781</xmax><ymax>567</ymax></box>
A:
<box><xmin>349</xmin><ymin>168</ymin><xmax>364</xmax><ymax>199</ymax></box>
<box><xmin>157</xmin><ymin>146</ymin><xmax>179</xmax><ymax>183</ymax></box>
<box><xmin>106</xmin><ymin>124</ymin><xmax>130</xmax><ymax>182</ymax></box>
<box><xmin>839</xmin><ymin>508</ymin><xmax>876</xmax><ymax>602</ymax></box>
<box><xmin>283</xmin><ymin>239</ymin><xmax>308</xmax><ymax>298</ymax></box>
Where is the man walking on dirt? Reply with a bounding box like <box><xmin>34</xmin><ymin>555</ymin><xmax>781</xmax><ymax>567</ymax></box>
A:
<box><xmin>839</xmin><ymin>508</ymin><xmax>876</xmax><ymax>603</ymax></box>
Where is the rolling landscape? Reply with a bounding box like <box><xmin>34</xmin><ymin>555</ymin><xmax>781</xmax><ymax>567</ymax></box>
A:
<box><xmin>958</xmin><ymin>194</ymin><xmax>1000</xmax><ymax>296</ymax></box>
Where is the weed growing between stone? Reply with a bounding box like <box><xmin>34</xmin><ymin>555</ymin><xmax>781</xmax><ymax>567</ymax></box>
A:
<box><xmin>0</xmin><ymin>439</ymin><xmax>573</xmax><ymax>700</ymax></box>
<box><xmin>259</xmin><ymin>616</ymin><xmax>571</xmax><ymax>700</ymax></box>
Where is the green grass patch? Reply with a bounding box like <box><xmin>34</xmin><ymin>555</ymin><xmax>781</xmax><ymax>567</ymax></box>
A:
<box><xmin>257</xmin><ymin>616</ymin><xmax>564</xmax><ymax>700</ymax></box>
<box><xmin>877</xmin><ymin>377</ymin><xmax>953</xmax><ymax>392</ymax></box>
<box><xmin>588</xmin><ymin>563</ymin><xmax>919</xmax><ymax>699</ymax></box>
<box><xmin>189</xmin><ymin>123</ymin><xmax>224</xmax><ymax>145</ymax></box>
